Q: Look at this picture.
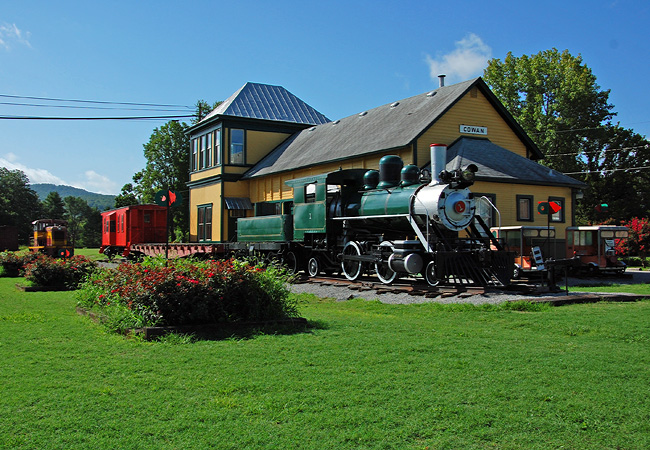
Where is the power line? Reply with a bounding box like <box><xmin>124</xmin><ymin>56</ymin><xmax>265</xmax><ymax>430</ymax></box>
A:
<box><xmin>564</xmin><ymin>165</ymin><xmax>650</xmax><ymax>175</ymax></box>
<box><xmin>0</xmin><ymin>93</ymin><xmax>193</xmax><ymax>109</ymax></box>
<box><xmin>545</xmin><ymin>144</ymin><xmax>650</xmax><ymax>157</ymax></box>
<box><xmin>0</xmin><ymin>101</ymin><xmax>193</xmax><ymax>112</ymax></box>
<box><xmin>0</xmin><ymin>115</ymin><xmax>194</xmax><ymax>121</ymax></box>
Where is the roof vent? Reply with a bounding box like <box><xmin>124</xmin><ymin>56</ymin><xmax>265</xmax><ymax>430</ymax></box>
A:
<box><xmin>427</xmin><ymin>91</ymin><xmax>437</xmax><ymax>97</ymax></box>
<box><xmin>333</xmin><ymin>119</ymin><xmax>340</xmax><ymax>125</ymax></box>
<box><xmin>438</xmin><ymin>74</ymin><xmax>446</xmax><ymax>87</ymax></box>
<box><xmin>390</xmin><ymin>102</ymin><xmax>400</xmax><ymax>108</ymax></box>
<box><xmin>359</xmin><ymin>111</ymin><xmax>368</xmax><ymax>117</ymax></box>
<box><xmin>309</xmin><ymin>126</ymin><xmax>316</xmax><ymax>131</ymax></box>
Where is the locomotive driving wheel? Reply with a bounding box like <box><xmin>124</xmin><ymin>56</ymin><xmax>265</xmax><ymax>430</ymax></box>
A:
<box><xmin>307</xmin><ymin>257</ymin><xmax>321</xmax><ymax>277</ymax></box>
<box><xmin>375</xmin><ymin>241</ymin><xmax>397</xmax><ymax>284</ymax></box>
<box><xmin>341</xmin><ymin>241</ymin><xmax>363</xmax><ymax>281</ymax></box>
<box><xmin>424</xmin><ymin>260</ymin><xmax>439</xmax><ymax>287</ymax></box>
<box><xmin>282</xmin><ymin>251</ymin><xmax>299</xmax><ymax>274</ymax></box>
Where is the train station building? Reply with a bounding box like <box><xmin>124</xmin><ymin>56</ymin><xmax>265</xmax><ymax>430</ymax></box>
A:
<box><xmin>186</xmin><ymin>78</ymin><xmax>585</xmax><ymax>246</ymax></box>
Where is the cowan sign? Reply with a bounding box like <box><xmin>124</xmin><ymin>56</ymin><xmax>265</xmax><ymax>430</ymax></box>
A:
<box><xmin>460</xmin><ymin>125</ymin><xmax>487</xmax><ymax>135</ymax></box>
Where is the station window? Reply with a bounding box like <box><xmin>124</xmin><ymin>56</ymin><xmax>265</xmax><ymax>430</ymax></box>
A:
<box><xmin>549</xmin><ymin>197</ymin><xmax>565</xmax><ymax>223</ymax></box>
<box><xmin>517</xmin><ymin>195</ymin><xmax>534</xmax><ymax>222</ymax></box>
<box><xmin>230</xmin><ymin>129</ymin><xmax>245</xmax><ymax>164</ymax></box>
<box><xmin>197</xmin><ymin>204</ymin><xmax>212</xmax><ymax>242</ymax></box>
<box><xmin>191</xmin><ymin>139</ymin><xmax>198</xmax><ymax>171</ymax></box>
<box><xmin>213</xmin><ymin>129</ymin><xmax>221</xmax><ymax>166</ymax></box>
<box><xmin>206</xmin><ymin>132</ymin><xmax>213</xmax><ymax>167</ymax></box>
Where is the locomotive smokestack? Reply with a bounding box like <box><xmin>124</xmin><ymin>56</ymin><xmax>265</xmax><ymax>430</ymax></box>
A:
<box><xmin>430</xmin><ymin>143</ymin><xmax>447</xmax><ymax>185</ymax></box>
<box><xmin>438</xmin><ymin>74</ymin><xmax>446</xmax><ymax>87</ymax></box>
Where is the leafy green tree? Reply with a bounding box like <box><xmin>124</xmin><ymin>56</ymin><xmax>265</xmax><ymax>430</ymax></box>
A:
<box><xmin>42</xmin><ymin>191</ymin><xmax>66</xmax><ymax>219</ymax></box>
<box><xmin>114</xmin><ymin>183</ymin><xmax>139</xmax><ymax>208</ymax></box>
<box><xmin>81</xmin><ymin>207</ymin><xmax>102</xmax><ymax>247</ymax></box>
<box><xmin>483</xmin><ymin>48</ymin><xmax>650</xmax><ymax>223</ymax></box>
<box><xmin>64</xmin><ymin>196</ymin><xmax>91</xmax><ymax>247</ymax></box>
<box><xmin>131</xmin><ymin>120</ymin><xmax>190</xmax><ymax>241</ymax></box>
<box><xmin>0</xmin><ymin>168</ymin><xmax>42</xmax><ymax>244</ymax></box>
<box><xmin>484</xmin><ymin>48</ymin><xmax>615</xmax><ymax>174</ymax></box>
<box><xmin>192</xmin><ymin>100</ymin><xmax>222</xmax><ymax>124</ymax></box>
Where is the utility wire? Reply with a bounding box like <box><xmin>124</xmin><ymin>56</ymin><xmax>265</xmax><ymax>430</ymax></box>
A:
<box><xmin>564</xmin><ymin>165</ymin><xmax>650</xmax><ymax>175</ymax></box>
<box><xmin>0</xmin><ymin>101</ymin><xmax>192</xmax><ymax>112</ymax></box>
<box><xmin>545</xmin><ymin>144</ymin><xmax>650</xmax><ymax>157</ymax></box>
<box><xmin>0</xmin><ymin>115</ymin><xmax>194</xmax><ymax>120</ymax></box>
<box><xmin>0</xmin><ymin>93</ymin><xmax>192</xmax><ymax>109</ymax></box>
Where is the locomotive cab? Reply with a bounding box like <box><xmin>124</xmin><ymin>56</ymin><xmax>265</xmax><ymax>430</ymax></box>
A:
<box><xmin>29</xmin><ymin>219</ymin><xmax>74</xmax><ymax>258</ymax></box>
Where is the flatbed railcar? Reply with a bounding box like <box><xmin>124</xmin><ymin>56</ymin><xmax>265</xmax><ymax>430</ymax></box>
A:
<box><xmin>101</xmin><ymin>144</ymin><xmax>514</xmax><ymax>287</ymax></box>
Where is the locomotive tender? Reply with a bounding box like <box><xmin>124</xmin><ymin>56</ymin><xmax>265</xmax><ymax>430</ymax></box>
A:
<box><xmin>101</xmin><ymin>144</ymin><xmax>513</xmax><ymax>286</ymax></box>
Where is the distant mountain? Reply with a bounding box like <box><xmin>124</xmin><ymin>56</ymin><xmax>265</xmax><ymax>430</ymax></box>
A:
<box><xmin>31</xmin><ymin>184</ymin><xmax>116</xmax><ymax>211</ymax></box>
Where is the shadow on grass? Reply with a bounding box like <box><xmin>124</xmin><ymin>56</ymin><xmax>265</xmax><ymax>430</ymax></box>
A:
<box><xmin>144</xmin><ymin>318</ymin><xmax>330</xmax><ymax>343</ymax></box>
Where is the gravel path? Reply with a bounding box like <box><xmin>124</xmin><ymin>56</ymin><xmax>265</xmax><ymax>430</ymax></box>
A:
<box><xmin>289</xmin><ymin>268</ymin><xmax>650</xmax><ymax>305</ymax></box>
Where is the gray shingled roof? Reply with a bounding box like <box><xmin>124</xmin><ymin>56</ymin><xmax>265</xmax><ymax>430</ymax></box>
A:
<box><xmin>198</xmin><ymin>82</ymin><xmax>330</xmax><ymax>125</ymax></box>
<box><xmin>244</xmin><ymin>79</ymin><xmax>482</xmax><ymax>178</ymax></box>
<box><xmin>442</xmin><ymin>137</ymin><xmax>586</xmax><ymax>187</ymax></box>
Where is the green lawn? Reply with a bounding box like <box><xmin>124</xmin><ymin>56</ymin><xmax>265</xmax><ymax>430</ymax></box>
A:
<box><xmin>0</xmin><ymin>277</ymin><xmax>648</xmax><ymax>449</ymax></box>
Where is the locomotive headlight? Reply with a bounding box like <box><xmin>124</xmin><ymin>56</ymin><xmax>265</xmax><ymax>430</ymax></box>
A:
<box><xmin>460</xmin><ymin>164</ymin><xmax>478</xmax><ymax>182</ymax></box>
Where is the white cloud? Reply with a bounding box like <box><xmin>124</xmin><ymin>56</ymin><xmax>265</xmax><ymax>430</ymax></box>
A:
<box><xmin>0</xmin><ymin>23</ymin><xmax>31</xmax><ymax>50</ymax></box>
<box><xmin>74</xmin><ymin>170</ymin><xmax>119</xmax><ymax>195</ymax></box>
<box><xmin>0</xmin><ymin>155</ymin><xmax>118</xmax><ymax>195</ymax></box>
<box><xmin>0</xmin><ymin>156</ymin><xmax>68</xmax><ymax>185</ymax></box>
<box><xmin>425</xmin><ymin>33</ymin><xmax>492</xmax><ymax>83</ymax></box>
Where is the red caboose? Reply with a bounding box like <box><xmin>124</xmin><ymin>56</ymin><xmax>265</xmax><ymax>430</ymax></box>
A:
<box><xmin>100</xmin><ymin>205</ymin><xmax>167</xmax><ymax>259</ymax></box>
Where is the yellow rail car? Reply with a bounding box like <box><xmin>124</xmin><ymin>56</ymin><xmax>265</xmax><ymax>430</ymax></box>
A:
<box><xmin>29</xmin><ymin>219</ymin><xmax>74</xmax><ymax>258</ymax></box>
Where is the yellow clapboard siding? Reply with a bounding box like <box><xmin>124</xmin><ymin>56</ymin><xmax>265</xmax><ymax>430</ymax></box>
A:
<box><xmin>417</xmin><ymin>89</ymin><xmax>528</xmax><ymax>165</ymax></box>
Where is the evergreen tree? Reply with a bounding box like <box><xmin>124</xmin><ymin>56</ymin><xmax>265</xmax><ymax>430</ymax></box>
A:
<box><xmin>42</xmin><ymin>191</ymin><xmax>66</xmax><ymax>219</ymax></box>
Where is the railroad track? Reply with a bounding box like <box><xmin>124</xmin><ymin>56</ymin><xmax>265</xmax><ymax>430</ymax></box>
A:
<box><xmin>296</xmin><ymin>274</ymin><xmax>540</xmax><ymax>298</ymax></box>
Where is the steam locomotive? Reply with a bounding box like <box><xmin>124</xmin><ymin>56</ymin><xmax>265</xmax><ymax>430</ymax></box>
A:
<box><xmin>101</xmin><ymin>144</ymin><xmax>513</xmax><ymax>286</ymax></box>
<box><xmin>235</xmin><ymin>144</ymin><xmax>512</xmax><ymax>286</ymax></box>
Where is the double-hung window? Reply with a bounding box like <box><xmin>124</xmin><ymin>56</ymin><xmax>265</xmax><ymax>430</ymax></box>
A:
<box><xmin>213</xmin><ymin>129</ymin><xmax>221</xmax><ymax>166</ymax></box>
<box><xmin>230</xmin><ymin>129</ymin><xmax>245</xmax><ymax>164</ymax></box>
<box><xmin>197</xmin><ymin>204</ymin><xmax>212</xmax><ymax>242</ymax></box>
<box><xmin>517</xmin><ymin>195</ymin><xmax>534</xmax><ymax>222</ymax></box>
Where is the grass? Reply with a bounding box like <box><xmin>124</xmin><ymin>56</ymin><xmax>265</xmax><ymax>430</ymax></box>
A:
<box><xmin>0</xmin><ymin>277</ymin><xmax>649</xmax><ymax>449</ymax></box>
<box><xmin>571</xmin><ymin>281</ymin><xmax>650</xmax><ymax>295</ymax></box>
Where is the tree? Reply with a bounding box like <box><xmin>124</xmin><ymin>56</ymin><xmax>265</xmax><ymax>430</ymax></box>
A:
<box><xmin>114</xmin><ymin>183</ymin><xmax>139</xmax><ymax>208</ymax></box>
<box><xmin>192</xmin><ymin>100</ymin><xmax>222</xmax><ymax>124</ymax></box>
<box><xmin>42</xmin><ymin>191</ymin><xmax>66</xmax><ymax>219</ymax></box>
<box><xmin>64</xmin><ymin>196</ymin><xmax>91</xmax><ymax>248</ymax></box>
<box><xmin>0</xmin><ymin>168</ymin><xmax>42</xmax><ymax>244</ymax></box>
<box><xmin>483</xmin><ymin>48</ymin><xmax>650</xmax><ymax>222</ymax></box>
<box><xmin>131</xmin><ymin>120</ymin><xmax>190</xmax><ymax>241</ymax></box>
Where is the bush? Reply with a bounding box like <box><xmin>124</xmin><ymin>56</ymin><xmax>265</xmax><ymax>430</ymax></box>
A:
<box><xmin>616</xmin><ymin>217</ymin><xmax>650</xmax><ymax>257</ymax></box>
<box><xmin>76</xmin><ymin>257</ymin><xmax>298</xmax><ymax>329</ymax></box>
<box><xmin>0</xmin><ymin>251</ymin><xmax>39</xmax><ymax>277</ymax></box>
<box><xmin>24</xmin><ymin>255</ymin><xmax>98</xmax><ymax>289</ymax></box>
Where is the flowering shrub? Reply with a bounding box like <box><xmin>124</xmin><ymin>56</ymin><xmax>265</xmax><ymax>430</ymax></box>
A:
<box><xmin>0</xmin><ymin>251</ymin><xmax>39</xmax><ymax>277</ymax></box>
<box><xmin>616</xmin><ymin>217</ymin><xmax>650</xmax><ymax>257</ymax></box>
<box><xmin>24</xmin><ymin>255</ymin><xmax>98</xmax><ymax>289</ymax></box>
<box><xmin>76</xmin><ymin>257</ymin><xmax>297</xmax><ymax>328</ymax></box>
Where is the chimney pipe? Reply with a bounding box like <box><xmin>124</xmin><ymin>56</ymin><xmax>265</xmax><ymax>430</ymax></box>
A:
<box><xmin>438</xmin><ymin>74</ymin><xmax>446</xmax><ymax>87</ymax></box>
<box><xmin>429</xmin><ymin>143</ymin><xmax>447</xmax><ymax>185</ymax></box>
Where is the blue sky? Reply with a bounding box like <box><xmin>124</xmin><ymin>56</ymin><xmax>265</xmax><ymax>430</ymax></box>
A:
<box><xmin>1</xmin><ymin>0</ymin><xmax>648</xmax><ymax>195</ymax></box>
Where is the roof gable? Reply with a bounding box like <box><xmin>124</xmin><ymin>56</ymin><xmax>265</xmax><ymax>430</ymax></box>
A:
<box><xmin>244</xmin><ymin>78</ymin><xmax>543</xmax><ymax>179</ymax></box>
<box><xmin>443</xmin><ymin>137</ymin><xmax>585</xmax><ymax>188</ymax></box>
<box><xmin>198</xmin><ymin>82</ymin><xmax>330</xmax><ymax>126</ymax></box>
